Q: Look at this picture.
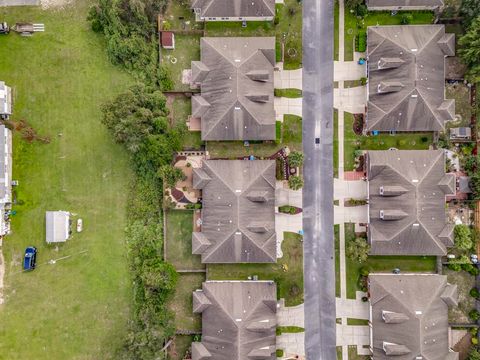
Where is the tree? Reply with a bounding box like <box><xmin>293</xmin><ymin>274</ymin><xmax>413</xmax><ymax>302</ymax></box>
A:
<box><xmin>288</xmin><ymin>176</ymin><xmax>304</xmax><ymax>190</ymax></box>
<box><xmin>463</xmin><ymin>155</ymin><xmax>480</xmax><ymax>175</ymax></box>
<box><xmin>448</xmin><ymin>255</ymin><xmax>470</xmax><ymax>271</ymax></box>
<box><xmin>470</xmin><ymin>309</ymin><xmax>480</xmax><ymax>321</ymax></box>
<box><xmin>471</xmin><ymin>287</ymin><xmax>480</xmax><ymax>299</ymax></box>
<box><xmin>460</xmin><ymin>0</ymin><xmax>480</xmax><ymax>28</ymax></box>
<box><xmin>288</xmin><ymin>151</ymin><xmax>304</xmax><ymax>168</ymax></box>
<box><xmin>158</xmin><ymin>165</ymin><xmax>185</xmax><ymax>187</ymax></box>
<box><xmin>459</xmin><ymin>17</ymin><xmax>480</xmax><ymax>83</ymax></box>
<box><xmin>345</xmin><ymin>0</ymin><xmax>363</xmax><ymax>9</ymax></box>
<box><xmin>470</xmin><ymin>172</ymin><xmax>480</xmax><ymax>199</ymax></box>
<box><xmin>346</xmin><ymin>237</ymin><xmax>370</xmax><ymax>263</ymax></box>
<box><xmin>468</xmin><ymin>348</ymin><xmax>480</xmax><ymax>360</ymax></box>
<box><xmin>455</xmin><ymin>224</ymin><xmax>473</xmax><ymax>250</ymax></box>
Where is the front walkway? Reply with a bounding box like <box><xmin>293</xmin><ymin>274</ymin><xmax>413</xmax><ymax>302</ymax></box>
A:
<box><xmin>274</xmin><ymin>97</ymin><xmax>302</xmax><ymax>121</ymax></box>
<box><xmin>274</xmin><ymin>63</ymin><xmax>303</xmax><ymax>90</ymax></box>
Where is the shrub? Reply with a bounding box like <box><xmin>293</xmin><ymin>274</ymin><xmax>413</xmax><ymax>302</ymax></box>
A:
<box><xmin>346</xmin><ymin>237</ymin><xmax>370</xmax><ymax>263</ymax></box>
<box><xmin>469</xmin><ymin>309</ymin><xmax>480</xmax><ymax>321</ymax></box>
<box><xmin>471</xmin><ymin>287</ymin><xmax>480</xmax><ymax>299</ymax></box>
<box><xmin>360</xmin><ymin>76</ymin><xmax>367</xmax><ymax>86</ymax></box>
<box><xmin>288</xmin><ymin>175</ymin><xmax>304</xmax><ymax>190</ymax></box>
<box><xmin>356</xmin><ymin>31</ymin><xmax>367</xmax><ymax>52</ymax></box>
<box><xmin>455</xmin><ymin>224</ymin><xmax>473</xmax><ymax>250</ymax></box>
<box><xmin>473</xmin><ymin>337</ymin><xmax>479</xmax><ymax>345</ymax></box>
<box><xmin>397</xmin><ymin>139</ymin><xmax>407</xmax><ymax>146</ymax></box>
<box><xmin>401</xmin><ymin>14</ymin><xmax>413</xmax><ymax>25</ymax></box>
<box><xmin>288</xmin><ymin>151</ymin><xmax>304</xmax><ymax>168</ymax></box>
<box><xmin>158</xmin><ymin>165</ymin><xmax>185</xmax><ymax>187</ymax></box>
<box><xmin>276</xmin><ymin>349</ymin><xmax>284</xmax><ymax>357</ymax></box>
<box><xmin>421</xmin><ymin>136</ymin><xmax>428</xmax><ymax>143</ymax></box>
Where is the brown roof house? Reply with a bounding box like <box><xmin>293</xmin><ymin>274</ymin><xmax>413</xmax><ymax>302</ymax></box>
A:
<box><xmin>192</xmin><ymin>281</ymin><xmax>277</xmax><ymax>360</ymax></box>
<box><xmin>192</xmin><ymin>160</ymin><xmax>276</xmax><ymax>263</ymax></box>
<box><xmin>191</xmin><ymin>37</ymin><xmax>276</xmax><ymax>141</ymax></box>
<box><xmin>191</xmin><ymin>0</ymin><xmax>275</xmax><ymax>21</ymax></box>
<box><xmin>366</xmin><ymin>150</ymin><xmax>455</xmax><ymax>255</ymax></box>
<box><xmin>366</xmin><ymin>0</ymin><xmax>444</xmax><ymax>10</ymax></box>
<box><xmin>366</xmin><ymin>25</ymin><xmax>455</xmax><ymax>132</ymax></box>
<box><xmin>369</xmin><ymin>274</ymin><xmax>459</xmax><ymax>360</ymax></box>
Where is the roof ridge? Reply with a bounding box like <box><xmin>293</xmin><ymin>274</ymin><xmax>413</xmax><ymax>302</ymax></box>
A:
<box><xmin>203</xmin><ymin>101</ymin><xmax>237</xmax><ymax>140</ymax></box>
<box><xmin>367</xmin><ymin>28</ymin><xmax>388</xmax><ymax>57</ymax></box>
<box><xmin>203</xmin><ymin>282</ymin><xmax>239</xmax><ymax>327</ymax></box>
<box><xmin>416</xmin><ymin>26</ymin><xmax>443</xmax><ymax>55</ymax></box>
<box><xmin>416</xmin><ymin>87</ymin><xmax>445</xmax><ymax>130</ymax></box>
<box><xmin>202</xmin><ymin>228</ymin><xmax>239</xmax><ymax>262</ymax></box>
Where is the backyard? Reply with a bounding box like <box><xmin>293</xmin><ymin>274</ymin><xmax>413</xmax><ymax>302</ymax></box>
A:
<box><xmin>168</xmin><ymin>95</ymin><xmax>203</xmax><ymax>150</ymax></box>
<box><xmin>207</xmin><ymin>232</ymin><xmax>304</xmax><ymax>306</ymax></box>
<box><xmin>445</xmin><ymin>267</ymin><xmax>477</xmax><ymax>324</ymax></box>
<box><xmin>0</xmin><ymin>2</ymin><xmax>134</xmax><ymax>359</ymax></box>
<box><xmin>344</xmin><ymin>224</ymin><xmax>437</xmax><ymax>299</ymax></box>
<box><xmin>165</xmin><ymin>210</ymin><xmax>204</xmax><ymax>270</ymax></box>
<box><xmin>344</xmin><ymin>112</ymin><xmax>433</xmax><ymax>171</ymax></box>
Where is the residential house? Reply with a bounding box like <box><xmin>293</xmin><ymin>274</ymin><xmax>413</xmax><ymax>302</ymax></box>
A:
<box><xmin>366</xmin><ymin>0</ymin><xmax>444</xmax><ymax>11</ymax></box>
<box><xmin>191</xmin><ymin>37</ymin><xmax>276</xmax><ymax>141</ymax></box>
<box><xmin>191</xmin><ymin>0</ymin><xmax>275</xmax><ymax>22</ymax></box>
<box><xmin>192</xmin><ymin>160</ymin><xmax>276</xmax><ymax>263</ymax></box>
<box><xmin>46</xmin><ymin>211</ymin><xmax>71</xmax><ymax>244</ymax></box>
<box><xmin>192</xmin><ymin>281</ymin><xmax>277</xmax><ymax>360</ymax></box>
<box><xmin>366</xmin><ymin>150</ymin><xmax>455</xmax><ymax>255</ymax></box>
<box><xmin>0</xmin><ymin>125</ymin><xmax>12</xmax><ymax>236</ymax></box>
<box><xmin>369</xmin><ymin>274</ymin><xmax>459</xmax><ymax>360</ymax></box>
<box><xmin>0</xmin><ymin>81</ymin><xmax>12</xmax><ymax>119</ymax></box>
<box><xmin>366</xmin><ymin>25</ymin><xmax>455</xmax><ymax>132</ymax></box>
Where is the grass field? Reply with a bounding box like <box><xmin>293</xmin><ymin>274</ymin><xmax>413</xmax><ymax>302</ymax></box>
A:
<box><xmin>344</xmin><ymin>223</ymin><xmax>436</xmax><ymax>299</ymax></box>
<box><xmin>207</xmin><ymin>232</ymin><xmax>304</xmax><ymax>306</ymax></box>
<box><xmin>0</xmin><ymin>2</ymin><xmax>134</xmax><ymax>359</ymax></box>
<box><xmin>334</xmin><ymin>224</ymin><xmax>340</xmax><ymax>297</ymax></box>
<box><xmin>168</xmin><ymin>273</ymin><xmax>205</xmax><ymax>332</ymax></box>
<box><xmin>165</xmin><ymin>210</ymin><xmax>204</xmax><ymax>270</ymax></box>
<box><xmin>344</xmin><ymin>112</ymin><xmax>433</xmax><ymax>171</ymax></box>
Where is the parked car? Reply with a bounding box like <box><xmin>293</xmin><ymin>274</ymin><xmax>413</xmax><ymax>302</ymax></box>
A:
<box><xmin>23</xmin><ymin>246</ymin><xmax>37</xmax><ymax>271</ymax></box>
<box><xmin>0</xmin><ymin>22</ymin><xmax>9</xmax><ymax>35</ymax></box>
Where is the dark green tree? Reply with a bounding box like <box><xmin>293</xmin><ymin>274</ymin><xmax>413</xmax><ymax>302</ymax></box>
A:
<box><xmin>158</xmin><ymin>165</ymin><xmax>185</xmax><ymax>187</ymax></box>
<box><xmin>459</xmin><ymin>17</ymin><xmax>480</xmax><ymax>83</ymax></box>
<box><xmin>288</xmin><ymin>151</ymin><xmax>304</xmax><ymax>168</ymax></box>
<box><xmin>288</xmin><ymin>175</ymin><xmax>304</xmax><ymax>190</ymax></box>
<box><xmin>455</xmin><ymin>224</ymin><xmax>473</xmax><ymax>250</ymax></box>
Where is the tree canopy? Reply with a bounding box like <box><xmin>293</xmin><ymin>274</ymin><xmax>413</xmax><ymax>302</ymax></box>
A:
<box><xmin>454</xmin><ymin>224</ymin><xmax>473</xmax><ymax>250</ymax></box>
<box><xmin>346</xmin><ymin>237</ymin><xmax>370</xmax><ymax>263</ymax></box>
<box><xmin>288</xmin><ymin>151</ymin><xmax>304</xmax><ymax>168</ymax></box>
<box><xmin>459</xmin><ymin>17</ymin><xmax>480</xmax><ymax>83</ymax></box>
<box><xmin>460</xmin><ymin>0</ymin><xmax>480</xmax><ymax>28</ymax></box>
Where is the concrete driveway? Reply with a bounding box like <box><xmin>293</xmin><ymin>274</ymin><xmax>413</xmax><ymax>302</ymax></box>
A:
<box><xmin>336</xmin><ymin>294</ymin><xmax>369</xmax><ymax>319</ymax></box>
<box><xmin>277</xmin><ymin>333</ymin><xmax>305</xmax><ymax>359</ymax></box>
<box><xmin>275</xmin><ymin>97</ymin><xmax>302</xmax><ymax>121</ymax></box>
<box><xmin>336</xmin><ymin>324</ymin><xmax>370</xmax><ymax>347</ymax></box>
<box><xmin>334</xmin><ymin>179</ymin><xmax>367</xmax><ymax>200</ymax></box>
<box><xmin>274</xmin><ymin>64</ymin><xmax>303</xmax><ymax>90</ymax></box>
<box><xmin>334</xmin><ymin>205</ymin><xmax>368</xmax><ymax>225</ymax></box>
<box><xmin>276</xmin><ymin>213</ymin><xmax>302</xmax><ymax>258</ymax></box>
<box><xmin>334</xmin><ymin>86</ymin><xmax>366</xmax><ymax>113</ymax></box>
<box><xmin>276</xmin><ymin>182</ymin><xmax>302</xmax><ymax>208</ymax></box>
<box><xmin>277</xmin><ymin>299</ymin><xmax>305</xmax><ymax>327</ymax></box>
<box><xmin>334</xmin><ymin>61</ymin><xmax>366</xmax><ymax>82</ymax></box>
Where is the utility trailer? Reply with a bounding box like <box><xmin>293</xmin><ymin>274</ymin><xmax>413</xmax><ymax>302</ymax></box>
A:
<box><xmin>12</xmin><ymin>23</ymin><xmax>45</xmax><ymax>36</ymax></box>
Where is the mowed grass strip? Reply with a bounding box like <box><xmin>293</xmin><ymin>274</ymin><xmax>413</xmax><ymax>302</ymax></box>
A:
<box><xmin>0</xmin><ymin>2</ymin><xmax>133</xmax><ymax>359</ymax></box>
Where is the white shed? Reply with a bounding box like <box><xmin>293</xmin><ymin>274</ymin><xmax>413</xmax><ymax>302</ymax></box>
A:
<box><xmin>46</xmin><ymin>211</ymin><xmax>70</xmax><ymax>243</ymax></box>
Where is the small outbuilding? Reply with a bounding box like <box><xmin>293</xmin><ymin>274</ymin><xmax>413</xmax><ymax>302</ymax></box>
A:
<box><xmin>161</xmin><ymin>31</ymin><xmax>175</xmax><ymax>49</ymax></box>
<box><xmin>46</xmin><ymin>211</ymin><xmax>70</xmax><ymax>244</ymax></box>
<box><xmin>450</xmin><ymin>127</ymin><xmax>472</xmax><ymax>141</ymax></box>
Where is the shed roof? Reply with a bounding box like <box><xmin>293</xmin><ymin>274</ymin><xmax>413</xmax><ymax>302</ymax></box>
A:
<box><xmin>192</xmin><ymin>37</ymin><xmax>276</xmax><ymax>141</ymax></box>
<box><xmin>0</xmin><ymin>81</ymin><xmax>12</xmax><ymax>115</ymax></box>
<box><xmin>191</xmin><ymin>0</ymin><xmax>275</xmax><ymax>18</ymax></box>
<box><xmin>367</xmin><ymin>150</ymin><xmax>455</xmax><ymax>255</ymax></box>
<box><xmin>192</xmin><ymin>160</ymin><xmax>276</xmax><ymax>263</ymax></box>
<box><xmin>367</xmin><ymin>0</ymin><xmax>443</xmax><ymax>9</ymax></box>
<box><xmin>46</xmin><ymin>211</ymin><xmax>70</xmax><ymax>243</ymax></box>
<box><xmin>0</xmin><ymin>125</ymin><xmax>12</xmax><ymax>203</ymax></box>
<box><xmin>369</xmin><ymin>274</ymin><xmax>458</xmax><ymax>360</ymax></box>
<box><xmin>161</xmin><ymin>31</ymin><xmax>174</xmax><ymax>47</ymax></box>
<box><xmin>192</xmin><ymin>281</ymin><xmax>277</xmax><ymax>360</ymax></box>
<box><xmin>367</xmin><ymin>25</ymin><xmax>455</xmax><ymax>132</ymax></box>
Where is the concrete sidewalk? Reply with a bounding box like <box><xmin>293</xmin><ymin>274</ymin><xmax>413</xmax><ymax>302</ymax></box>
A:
<box><xmin>334</xmin><ymin>61</ymin><xmax>366</xmax><ymax>81</ymax></box>
<box><xmin>275</xmin><ymin>97</ymin><xmax>302</xmax><ymax>120</ymax></box>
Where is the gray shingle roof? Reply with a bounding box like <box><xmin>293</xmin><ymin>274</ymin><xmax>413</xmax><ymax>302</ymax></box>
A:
<box><xmin>192</xmin><ymin>37</ymin><xmax>276</xmax><ymax>141</ymax></box>
<box><xmin>192</xmin><ymin>281</ymin><xmax>277</xmax><ymax>360</ymax></box>
<box><xmin>367</xmin><ymin>150</ymin><xmax>455</xmax><ymax>255</ymax></box>
<box><xmin>191</xmin><ymin>0</ymin><xmax>275</xmax><ymax>19</ymax></box>
<box><xmin>367</xmin><ymin>0</ymin><xmax>443</xmax><ymax>9</ymax></box>
<box><xmin>0</xmin><ymin>81</ymin><xmax>12</xmax><ymax>116</ymax></box>
<box><xmin>367</xmin><ymin>25</ymin><xmax>455</xmax><ymax>132</ymax></box>
<box><xmin>369</xmin><ymin>274</ymin><xmax>458</xmax><ymax>360</ymax></box>
<box><xmin>192</xmin><ymin>160</ymin><xmax>276</xmax><ymax>263</ymax></box>
<box><xmin>0</xmin><ymin>125</ymin><xmax>12</xmax><ymax>203</ymax></box>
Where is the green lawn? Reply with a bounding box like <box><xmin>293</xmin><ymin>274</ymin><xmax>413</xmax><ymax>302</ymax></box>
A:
<box><xmin>347</xmin><ymin>318</ymin><xmax>369</xmax><ymax>326</ymax></box>
<box><xmin>344</xmin><ymin>112</ymin><xmax>433</xmax><ymax>171</ymax></box>
<box><xmin>169</xmin><ymin>96</ymin><xmax>203</xmax><ymax>150</ymax></box>
<box><xmin>161</xmin><ymin>34</ymin><xmax>201</xmax><ymax>91</ymax></box>
<box><xmin>274</xmin><ymin>88</ymin><xmax>303</xmax><ymax>98</ymax></box>
<box><xmin>344</xmin><ymin>10</ymin><xmax>434</xmax><ymax>60</ymax></box>
<box><xmin>333</xmin><ymin>109</ymin><xmax>338</xmax><ymax>178</ymax></box>
<box><xmin>165</xmin><ymin>210</ymin><xmax>204</xmax><ymax>270</ymax></box>
<box><xmin>168</xmin><ymin>273</ymin><xmax>205</xmax><ymax>332</ymax></box>
<box><xmin>0</xmin><ymin>2</ymin><xmax>134</xmax><ymax>359</ymax></box>
<box><xmin>207</xmin><ymin>232</ymin><xmax>304</xmax><ymax>306</ymax></box>
<box><xmin>344</xmin><ymin>223</ymin><xmax>437</xmax><ymax>299</ymax></box>
<box><xmin>334</xmin><ymin>0</ymin><xmax>339</xmax><ymax>61</ymax></box>
<box><xmin>348</xmin><ymin>346</ymin><xmax>370</xmax><ymax>360</ymax></box>
<box><xmin>206</xmin><ymin>114</ymin><xmax>302</xmax><ymax>158</ymax></box>
<box><xmin>334</xmin><ymin>224</ymin><xmax>340</xmax><ymax>297</ymax></box>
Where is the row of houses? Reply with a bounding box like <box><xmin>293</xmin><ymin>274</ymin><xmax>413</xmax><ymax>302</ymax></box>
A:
<box><xmin>181</xmin><ymin>1</ymin><xmax>460</xmax><ymax>359</ymax></box>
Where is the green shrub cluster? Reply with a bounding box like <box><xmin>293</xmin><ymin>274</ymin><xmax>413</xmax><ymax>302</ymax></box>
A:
<box><xmin>355</xmin><ymin>31</ymin><xmax>367</xmax><ymax>52</ymax></box>
<box><xmin>87</xmin><ymin>0</ymin><xmax>172</xmax><ymax>89</ymax></box>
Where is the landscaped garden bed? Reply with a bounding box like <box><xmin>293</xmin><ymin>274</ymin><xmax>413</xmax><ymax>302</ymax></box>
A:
<box><xmin>445</xmin><ymin>267</ymin><xmax>477</xmax><ymax>324</ymax></box>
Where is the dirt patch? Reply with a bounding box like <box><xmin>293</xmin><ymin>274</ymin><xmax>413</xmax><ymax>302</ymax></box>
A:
<box><xmin>5</xmin><ymin>119</ymin><xmax>50</xmax><ymax>144</ymax></box>
<box><xmin>41</xmin><ymin>0</ymin><xmax>73</xmax><ymax>10</ymax></box>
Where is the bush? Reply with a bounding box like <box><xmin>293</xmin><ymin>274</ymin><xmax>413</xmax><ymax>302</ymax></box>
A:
<box><xmin>473</xmin><ymin>338</ymin><xmax>479</xmax><ymax>345</ymax></box>
<box><xmin>276</xmin><ymin>349</ymin><xmax>284</xmax><ymax>357</ymax></box>
<box><xmin>421</xmin><ymin>136</ymin><xmax>428</xmax><ymax>143</ymax></box>
<box><xmin>356</xmin><ymin>31</ymin><xmax>367</xmax><ymax>52</ymax></box>
<box><xmin>346</xmin><ymin>237</ymin><xmax>370</xmax><ymax>263</ymax></box>
<box><xmin>471</xmin><ymin>287</ymin><xmax>480</xmax><ymax>299</ymax></box>
<box><xmin>455</xmin><ymin>224</ymin><xmax>474</xmax><ymax>250</ymax></box>
<box><xmin>360</xmin><ymin>76</ymin><xmax>367</xmax><ymax>86</ymax></box>
<box><xmin>288</xmin><ymin>175</ymin><xmax>304</xmax><ymax>190</ymax></box>
<box><xmin>288</xmin><ymin>151</ymin><xmax>304</xmax><ymax>168</ymax></box>
<box><xmin>158</xmin><ymin>165</ymin><xmax>185</xmax><ymax>187</ymax></box>
<box><xmin>470</xmin><ymin>309</ymin><xmax>480</xmax><ymax>321</ymax></box>
<box><xmin>397</xmin><ymin>139</ymin><xmax>407</xmax><ymax>146</ymax></box>
<box><xmin>400</xmin><ymin>14</ymin><xmax>413</xmax><ymax>25</ymax></box>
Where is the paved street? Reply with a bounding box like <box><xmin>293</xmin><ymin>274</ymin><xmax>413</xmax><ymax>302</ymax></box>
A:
<box><xmin>303</xmin><ymin>0</ymin><xmax>336</xmax><ymax>359</ymax></box>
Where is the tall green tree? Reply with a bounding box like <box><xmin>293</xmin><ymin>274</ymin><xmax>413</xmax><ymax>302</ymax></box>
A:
<box><xmin>455</xmin><ymin>224</ymin><xmax>473</xmax><ymax>250</ymax></box>
<box><xmin>460</xmin><ymin>0</ymin><xmax>480</xmax><ymax>28</ymax></box>
<box><xmin>459</xmin><ymin>17</ymin><xmax>480</xmax><ymax>83</ymax></box>
<box><xmin>346</xmin><ymin>237</ymin><xmax>370</xmax><ymax>263</ymax></box>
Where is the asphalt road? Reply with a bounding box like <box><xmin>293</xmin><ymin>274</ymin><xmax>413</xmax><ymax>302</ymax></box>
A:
<box><xmin>302</xmin><ymin>0</ymin><xmax>336</xmax><ymax>359</ymax></box>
